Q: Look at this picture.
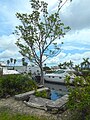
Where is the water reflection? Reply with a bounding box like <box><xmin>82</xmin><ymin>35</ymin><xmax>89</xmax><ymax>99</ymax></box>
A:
<box><xmin>44</xmin><ymin>82</ymin><xmax>68</xmax><ymax>100</ymax></box>
<box><xmin>50</xmin><ymin>90</ymin><xmax>63</xmax><ymax>101</ymax></box>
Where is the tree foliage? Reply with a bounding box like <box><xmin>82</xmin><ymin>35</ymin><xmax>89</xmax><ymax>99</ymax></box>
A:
<box><xmin>14</xmin><ymin>0</ymin><xmax>71</xmax><ymax>84</ymax></box>
<box><xmin>66</xmin><ymin>74</ymin><xmax>90</xmax><ymax>120</ymax></box>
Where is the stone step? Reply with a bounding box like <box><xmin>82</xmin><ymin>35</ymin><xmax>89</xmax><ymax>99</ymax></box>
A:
<box><xmin>14</xmin><ymin>87</ymin><xmax>49</xmax><ymax>101</ymax></box>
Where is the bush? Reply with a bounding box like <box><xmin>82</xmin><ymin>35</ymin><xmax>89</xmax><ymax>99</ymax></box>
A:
<box><xmin>0</xmin><ymin>74</ymin><xmax>37</xmax><ymax>98</ymax></box>
<box><xmin>35</xmin><ymin>90</ymin><xmax>48</xmax><ymax>98</ymax></box>
<box><xmin>66</xmin><ymin>76</ymin><xmax>90</xmax><ymax>120</ymax></box>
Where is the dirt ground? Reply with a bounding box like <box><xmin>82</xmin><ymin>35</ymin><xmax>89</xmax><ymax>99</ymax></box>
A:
<box><xmin>0</xmin><ymin>97</ymin><xmax>71</xmax><ymax>120</ymax></box>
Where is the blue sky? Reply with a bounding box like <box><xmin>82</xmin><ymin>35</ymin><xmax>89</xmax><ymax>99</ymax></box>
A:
<box><xmin>0</xmin><ymin>0</ymin><xmax>90</xmax><ymax>66</ymax></box>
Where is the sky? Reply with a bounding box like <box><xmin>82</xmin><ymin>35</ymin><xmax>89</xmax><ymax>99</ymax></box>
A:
<box><xmin>0</xmin><ymin>0</ymin><xmax>90</xmax><ymax>66</ymax></box>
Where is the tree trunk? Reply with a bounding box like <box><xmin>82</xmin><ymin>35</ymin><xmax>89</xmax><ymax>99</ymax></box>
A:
<box><xmin>40</xmin><ymin>63</ymin><xmax>44</xmax><ymax>85</ymax></box>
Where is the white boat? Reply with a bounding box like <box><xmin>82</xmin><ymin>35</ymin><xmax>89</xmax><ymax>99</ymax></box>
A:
<box><xmin>44</xmin><ymin>69</ymin><xmax>76</xmax><ymax>84</ymax></box>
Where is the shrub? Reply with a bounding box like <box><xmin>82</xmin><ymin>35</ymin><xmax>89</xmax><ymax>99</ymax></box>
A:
<box><xmin>0</xmin><ymin>74</ymin><xmax>37</xmax><ymax>98</ymax></box>
<box><xmin>65</xmin><ymin>76</ymin><xmax>90</xmax><ymax>120</ymax></box>
<box><xmin>35</xmin><ymin>90</ymin><xmax>48</xmax><ymax>98</ymax></box>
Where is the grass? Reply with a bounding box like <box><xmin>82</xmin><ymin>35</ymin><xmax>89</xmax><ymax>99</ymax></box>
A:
<box><xmin>0</xmin><ymin>107</ymin><xmax>48</xmax><ymax>120</ymax></box>
<box><xmin>0</xmin><ymin>112</ymin><xmax>37</xmax><ymax>120</ymax></box>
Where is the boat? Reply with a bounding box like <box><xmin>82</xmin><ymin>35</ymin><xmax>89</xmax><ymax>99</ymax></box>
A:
<box><xmin>44</xmin><ymin>68</ymin><xmax>76</xmax><ymax>84</ymax></box>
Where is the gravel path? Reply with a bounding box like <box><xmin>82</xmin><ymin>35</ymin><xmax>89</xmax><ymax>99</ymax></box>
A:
<box><xmin>0</xmin><ymin>97</ymin><xmax>68</xmax><ymax>120</ymax></box>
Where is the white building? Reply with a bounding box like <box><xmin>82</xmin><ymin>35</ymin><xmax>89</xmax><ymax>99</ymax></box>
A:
<box><xmin>0</xmin><ymin>61</ymin><xmax>19</xmax><ymax>75</ymax></box>
<box><xmin>0</xmin><ymin>61</ymin><xmax>40</xmax><ymax>75</ymax></box>
<box><xmin>8</xmin><ymin>65</ymin><xmax>40</xmax><ymax>75</ymax></box>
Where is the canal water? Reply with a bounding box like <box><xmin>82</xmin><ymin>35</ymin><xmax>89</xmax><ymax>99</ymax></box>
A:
<box><xmin>44</xmin><ymin>82</ymin><xmax>68</xmax><ymax>101</ymax></box>
<box><xmin>35</xmin><ymin>76</ymin><xmax>69</xmax><ymax>100</ymax></box>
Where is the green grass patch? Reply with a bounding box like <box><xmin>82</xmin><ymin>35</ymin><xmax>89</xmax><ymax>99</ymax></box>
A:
<box><xmin>0</xmin><ymin>107</ymin><xmax>47</xmax><ymax>120</ymax></box>
<box><xmin>0</xmin><ymin>112</ymin><xmax>42</xmax><ymax>120</ymax></box>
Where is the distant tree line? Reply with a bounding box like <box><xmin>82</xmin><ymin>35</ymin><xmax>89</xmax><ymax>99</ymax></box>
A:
<box><xmin>58</xmin><ymin>58</ymin><xmax>90</xmax><ymax>70</ymax></box>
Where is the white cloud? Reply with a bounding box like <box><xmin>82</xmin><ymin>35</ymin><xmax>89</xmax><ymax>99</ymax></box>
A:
<box><xmin>0</xmin><ymin>0</ymin><xmax>32</xmax><ymax>32</ymax></box>
<box><xmin>45</xmin><ymin>52</ymin><xmax>66</xmax><ymax>65</ymax></box>
<box><xmin>56</xmin><ymin>29</ymin><xmax>90</xmax><ymax>45</ymax></box>
<box><xmin>45</xmin><ymin>51</ymin><xmax>90</xmax><ymax>66</ymax></box>
<box><xmin>0</xmin><ymin>35</ymin><xmax>17</xmax><ymax>50</ymax></box>
<box><xmin>61</xmin><ymin>0</ymin><xmax>90</xmax><ymax>30</ymax></box>
<box><xmin>62</xmin><ymin>45</ymin><xmax>90</xmax><ymax>51</ymax></box>
<box><xmin>0</xmin><ymin>50</ymin><xmax>16</xmax><ymax>58</ymax></box>
<box><xmin>0</xmin><ymin>34</ymin><xmax>22</xmax><ymax>60</ymax></box>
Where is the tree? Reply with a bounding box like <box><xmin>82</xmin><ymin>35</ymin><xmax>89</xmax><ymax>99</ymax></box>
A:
<box><xmin>14</xmin><ymin>0</ymin><xmax>71</xmax><ymax>85</ymax></box>
<box><xmin>14</xmin><ymin>59</ymin><xmax>17</xmax><ymax>65</ymax></box>
<box><xmin>10</xmin><ymin>58</ymin><xmax>13</xmax><ymax>67</ymax></box>
<box><xmin>7</xmin><ymin>60</ymin><xmax>10</xmax><ymax>66</ymax></box>
<box><xmin>63</xmin><ymin>62</ymin><xmax>67</xmax><ymax>69</ymax></box>
<box><xmin>13</xmin><ymin>59</ymin><xmax>17</xmax><ymax>69</ymax></box>
<box><xmin>81</xmin><ymin>58</ymin><xmax>90</xmax><ymax>70</ymax></box>
<box><xmin>69</xmin><ymin>60</ymin><xmax>73</xmax><ymax>68</ymax></box>
<box><xmin>22</xmin><ymin>58</ymin><xmax>28</xmax><ymax>71</ymax></box>
<box><xmin>74</xmin><ymin>64</ymin><xmax>81</xmax><ymax>76</ymax></box>
<box><xmin>74</xmin><ymin>64</ymin><xmax>80</xmax><ymax>70</ymax></box>
<box><xmin>10</xmin><ymin>58</ymin><xmax>13</xmax><ymax>64</ymax></box>
<box><xmin>7</xmin><ymin>58</ymin><xmax>17</xmax><ymax>69</ymax></box>
<box><xmin>66</xmin><ymin>75</ymin><xmax>90</xmax><ymax>120</ymax></box>
<box><xmin>58</xmin><ymin>63</ymin><xmax>63</xmax><ymax>69</ymax></box>
<box><xmin>22</xmin><ymin>58</ymin><xmax>25</xmax><ymax>66</ymax></box>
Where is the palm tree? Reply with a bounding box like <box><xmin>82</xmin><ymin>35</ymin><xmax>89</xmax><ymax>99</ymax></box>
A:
<box><xmin>24</xmin><ymin>62</ymin><xmax>28</xmax><ymax>72</ymax></box>
<box><xmin>81</xmin><ymin>58</ymin><xmax>90</xmax><ymax>69</ymax></box>
<box><xmin>69</xmin><ymin>60</ymin><xmax>73</xmax><ymax>68</ymax></box>
<box><xmin>21</xmin><ymin>58</ymin><xmax>28</xmax><ymax>72</ymax></box>
<box><xmin>74</xmin><ymin>64</ymin><xmax>80</xmax><ymax>71</ymax></box>
<box><xmin>58</xmin><ymin>63</ymin><xmax>63</xmax><ymax>69</ymax></box>
<box><xmin>14</xmin><ymin>59</ymin><xmax>17</xmax><ymax>65</ymax></box>
<box><xmin>63</xmin><ymin>62</ymin><xmax>67</xmax><ymax>69</ymax></box>
<box><xmin>13</xmin><ymin>59</ymin><xmax>17</xmax><ymax>69</ymax></box>
<box><xmin>85</xmin><ymin>58</ymin><xmax>90</xmax><ymax>69</ymax></box>
<box><xmin>7</xmin><ymin>60</ymin><xmax>10</xmax><ymax>66</ymax></box>
<box><xmin>10</xmin><ymin>58</ymin><xmax>13</xmax><ymax>63</ymax></box>
<box><xmin>22</xmin><ymin>58</ymin><xmax>25</xmax><ymax>66</ymax></box>
<box><xmin>10</xmin><ymin>58</ymin><xmax>13</xmax><ymax>66</ymax></box>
